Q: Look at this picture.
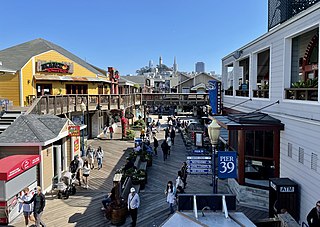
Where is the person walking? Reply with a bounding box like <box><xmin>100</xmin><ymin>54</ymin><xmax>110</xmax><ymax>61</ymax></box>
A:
<box><xmin>82</xmin><ymin>160</ymin><xmax>90</xmax><ymax>189</ymax></box>
<box><xmin>307</xmin><ymin>201</ymin><xmax>320</xmax><ymax>227</ymax></box>
<box><xmin>153</xmin><ymin>136</ymin><xmax>159</xmax><ymax>156</ymax></box>
<box><xmin>161</xmin><ymin>140</ymin><xmax>169</xmax><ymax>161</ymax></box>
<box><xmin>19</xmin><ymin>187</ymin><xmax>34</xmax><ymax>227</ymax></box>
<box><xmin>181</xmin><ymin>162</ymin><xmax>188</xmax><ymax>189</ymax></box>
<box><xmin>109</xmin><ymin>125</ymin><xmax>114</xmax><ymax>139</ymax></box>
<box><xmin>175</xmin><ymin>171</ymin><xmax>185</xmax><ymax>194</ymax></box>
<box><xmin>96</xmin><ymin>146</ymin><xmax>104</xmax><ymax>170</ymax></box>
<box><xmin>170</xmin><ymin>128</ymin><xmax>176</xmax><ymax>145</ymax></box>
<box><xmin>127</xmin><ymin>187</ymin><xmax>140</xmax><ymax>227</ymax></box>
<box><xmin>76</xmin><ymin>155</ymin><xmax>84</xmax><ymax>187</ymax></box>
<box><xmin>22</xmin><ymin>186</ymin><xmax>46</xmax><ymax>227</ymax></box>
<box><xmin>156</xmin><ymin>119</ymin><xmax>161</xmax><ymax>132</ymax></box>
<box><xmin>165</xmin><ymin>181</ymin><xmax>176</xmax><ymax>215</ymax></box>
<box><xmin>86</xmin><ymin>145</ymin><xmax>95</xmax><ymax>169</ymax></box>
<box><xmin>140</xmin><ymin>128</ymin><xmax>145</xmax><ymax>141</ymax></box>
<box><xmin>166</xmin><ymin>136</ymin><xmax>172</xmax><ymax>155</ymax></box>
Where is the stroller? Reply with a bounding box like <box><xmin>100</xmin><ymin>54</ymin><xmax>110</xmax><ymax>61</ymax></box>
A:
<box><xmin>57</xmin><ymin>171</ymin><xmax>77</xmax><ymax>199</ymax></box>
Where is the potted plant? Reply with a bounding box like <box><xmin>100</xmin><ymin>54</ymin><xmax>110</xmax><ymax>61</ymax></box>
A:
<box><xmin>132</xmin><ymin>169</ymin><xmax>147</xmax><ymax>189</ymax></box>
<box><xmin>108</xmin><ymin>182</ymin><xmax>128</xmax><ymax>226</ymax></box>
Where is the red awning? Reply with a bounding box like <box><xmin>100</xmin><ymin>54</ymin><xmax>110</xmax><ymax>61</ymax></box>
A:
<box><xmin>0</xmin><ymin>155</ymin><xmax>41</xmax><ymax>181</ymax></box>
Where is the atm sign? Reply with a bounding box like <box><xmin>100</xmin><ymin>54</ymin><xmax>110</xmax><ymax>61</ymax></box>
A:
<box><xmin>280</xmin><ymin>186</ymin><xmax>294</xmax><ymax>193</ymax></box>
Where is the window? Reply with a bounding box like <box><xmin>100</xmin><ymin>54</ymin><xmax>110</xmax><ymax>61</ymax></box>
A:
<box><xmin>285</xmin><ymin>27</ymin><xmax>319</xmax><ymax>101</ymax></box>
<box><xmin>225</xmin><ymin>64</ymin><xmax>234</xmax><ymax>96</ymax></box>
<box><xmin>245</xmin><ymin>130</ymin><xmax>274</xmax><ymax>158</ymax></box>
<box><xmin>311</xmin><ymin>153</ymin><xmax>318</xmax><ymax>171</ymax></box>
<box><xmin>253</xmin><ymin>49</ymin><xmax>270</xmax><ymax>98</ymax></box>
<box><xmin>66</xmin><ymin>84</ymin><xmax>88</xmax><ymax>94</ymax></box>
<box><xmin>36</xmin><ymin>84</ymin><xmax>52</xmax><ymax>97</ymax></box>
<box><xmin>288</xmin><ymin>143</ymin><xmax>292</xmax><ymax>158</ymax></box>
<box><xmin>236</xmin><ymin>57</ymin><xmax>250</xmax><ymax>97</ymax></box>
<box><xmin>299</xmin><ymin>147</ymin><xmax>304</xmax><ymax>164</ymax></box>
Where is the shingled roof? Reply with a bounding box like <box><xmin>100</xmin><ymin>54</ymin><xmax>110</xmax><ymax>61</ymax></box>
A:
<box><xmin>0</xmin><ymin>38</ymin><xmax>103</xmax><ymax>76</ymax></box>
<box><xmin>0</xmin><ymin>114</ymin><xmax>68</xmax><ymax>144</ymax></box>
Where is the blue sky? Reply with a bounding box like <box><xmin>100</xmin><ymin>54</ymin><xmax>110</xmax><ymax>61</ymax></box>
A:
<box><xmin>1</xmin><ymin>0</ymin><xmax>268</xmax><ymax>75</ymax></box>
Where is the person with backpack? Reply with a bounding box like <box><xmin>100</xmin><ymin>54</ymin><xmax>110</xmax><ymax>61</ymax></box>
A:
<box><xmin>175</xmin><ymin>171</ymin><xmax>185</xmax><ymax>194</ymax></box>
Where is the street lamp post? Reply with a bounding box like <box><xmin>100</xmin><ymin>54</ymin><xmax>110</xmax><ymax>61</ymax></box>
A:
<box><xmin>207</xmin><ymin>119</ymin><xmax>221</xmax><ymax>194</ymax></box>
<box><xmin>80</xmin><ymin>101</ymin><xmax>86</xmax><ymax>157</ymax></box>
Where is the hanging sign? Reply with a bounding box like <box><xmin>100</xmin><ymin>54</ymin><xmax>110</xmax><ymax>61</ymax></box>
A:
<box><xmin>187</xmin><ymin>156</ymin><xmax>212</xmax><ymax>175</ymax></box>
<box><xmin>68</xmin><ymin>125</ymin><xmax>80</xmax><ymax>137</ymax></box>
<box><xmin>218</xmin><ymin>151</ymin><xmax>237</xmax><ymax>179</ymax></box>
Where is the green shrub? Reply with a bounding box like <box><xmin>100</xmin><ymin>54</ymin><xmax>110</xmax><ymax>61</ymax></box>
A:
<box><xmin>126</xmin><ymin>129</ymin><xmax>135</xmax><ymax>140</ymax></box>
<box><xmin>133</xmin><ymin>119</ymin><xmax>146</xmax><ymax>128</ymax></box>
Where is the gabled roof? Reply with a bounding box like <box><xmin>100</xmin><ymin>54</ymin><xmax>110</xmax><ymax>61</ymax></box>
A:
<box><xmin>175</xmin><ymin>73</ymin><xmax>218</xmax><ymax>87</ymax></box>
<box><xmin>121</xmin><ymin>75</ymin><xmax>146</xmax><ymax>85</ymax></box>
<box><xmin>0</xmin><ymin>38</ymin><xmax>103</xmax><ymax>75</ymax></box>
<box><xmin>0</xmin><ymin>114</ymin><xmax>69</xmax><ymax>144</ymax></box>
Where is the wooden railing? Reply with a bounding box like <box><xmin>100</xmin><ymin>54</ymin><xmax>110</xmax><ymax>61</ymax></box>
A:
<box><xmin>28</xmin><ymin>94</ymin><xmax>142</xmax><ymax>115</ymax></box>
<box><xmin>27</xmin><ymin>93</ymin><xmax>208</xmax><ymax>115</ymax></box>
<box><xmin>284</xmin><ymin>88</ymin><xmax>318</xmax><ymax>101</ymax></box>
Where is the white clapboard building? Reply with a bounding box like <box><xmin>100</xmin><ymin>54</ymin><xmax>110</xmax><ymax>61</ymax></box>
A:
<box><xmin>220</xmin><ymin>0</ymin><xmax>320</xmax><ymax>224</ymax></box>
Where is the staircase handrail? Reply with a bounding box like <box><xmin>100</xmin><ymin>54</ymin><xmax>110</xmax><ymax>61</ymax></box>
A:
<box><xmin>25</xmin><ymin>97</ymin><xmax>42</xmax><ymax>115</ymax></box>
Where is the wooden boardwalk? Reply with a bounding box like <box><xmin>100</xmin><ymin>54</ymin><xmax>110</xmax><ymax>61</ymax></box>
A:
<box><xmin>12</xmin><ymin>115</ymin><xmax>268</xmax><ymax>227</ymax></box>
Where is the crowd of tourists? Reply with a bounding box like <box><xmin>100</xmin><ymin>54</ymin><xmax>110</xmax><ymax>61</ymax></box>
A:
<box><xmin>69</xmin><ymin>145</ymin><xmax>104</xmax><ymax>189</ymax></box>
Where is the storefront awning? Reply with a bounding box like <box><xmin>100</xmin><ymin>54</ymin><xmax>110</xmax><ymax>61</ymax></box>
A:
<box><xmin>34</xmin><ymin>75</ymin><xmax>111</xmax><ymax>83</ymax></box>
<box><xmin>0</xmin><ymin>155</ymin><xmax>41</xmax><ymax>181</ymax></box>
<box><xmin>214</xmin><ymin>112</ymin><xmax>284</xmax><ymax>130</ymax></box>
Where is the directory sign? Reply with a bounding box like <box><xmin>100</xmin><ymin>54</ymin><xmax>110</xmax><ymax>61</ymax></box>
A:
<box><xmin>187</xmin><ymin>156</ymin><xmax>212</xmax><ymax>175</ymax></box>
<box><xmin>218</xmin><ymin>152</ymin><xmax>237</xmax><ymax>179</ymax></box>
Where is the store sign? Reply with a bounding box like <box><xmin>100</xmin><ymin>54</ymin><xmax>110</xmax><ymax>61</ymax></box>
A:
<box><xmin>68</xmin><ymin>125</ymin><xmax>80</xmax><ymax>136</ymax></box>
<box><xmin>218</xmin><ymin>151</ymin><xmax>237</xmax><ymax>179</ymax></box>
<box><xmin>74</xmin><ymin>139</ymin><xmax>79</xmax><ymax>154</ymax></box>
<box><xmin>36</xmin><ymin>61</ymin><xmax>74</xmax><ymax>74</ymax></box>
<box><xmin>0</xmin><ymin>155</ymin><xmax>41</xmax><ymax>181</ymax></box>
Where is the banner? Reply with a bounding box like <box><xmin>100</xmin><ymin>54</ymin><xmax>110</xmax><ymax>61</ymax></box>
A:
<box><xmin>218</xmin><ymin>151</ymin><xmax>237</xmax><ymax>179</ymax></box>
<box><xmin>208</xmin><ymin>80</ymin><xmax>218</xmax><ymax>114</ymax></box>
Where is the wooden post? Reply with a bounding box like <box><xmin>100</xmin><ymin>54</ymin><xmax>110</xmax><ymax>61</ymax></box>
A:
<box><xmin>238</xmin><ymin>130</ymin><xmax>245</xmax><ymax>185</ymax></box>
<box><xmin>53</xmin><ymin>96</ymin><xmax>57</xmax><ymax>115</ymax></box>
<box><xmin>46</xmin><ymin>96</ymin><xmax>49</xmax><ymax>114</ymax></box>
<box><xmin>67</xmin><ymin>95</ymin><xmax>69</xmax><ymax>113</ymax></box>
<box><xmin>273</xmin><ymin>130</ymin><xmax>280</xmax><ymax>178</ymax></box>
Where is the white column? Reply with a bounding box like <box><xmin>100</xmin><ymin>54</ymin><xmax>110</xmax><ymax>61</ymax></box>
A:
<box><xmin>233</xmin><ymin>61</ymin><xmax>240</xmax><ymax>91</ymax></box>
<box><xmin>56</xmin><ymin>146</ymin><xmax>62</xmax><ymax>181</ymax></box>
<box><xmin>62</xmin><ymin>137</ymin><xmax>68</xmax><ymax>171</ymax></box>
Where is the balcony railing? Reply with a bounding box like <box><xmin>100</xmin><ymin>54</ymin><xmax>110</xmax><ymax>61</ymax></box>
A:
<box><xmin>253</xmin><ymin>89</ymin><xmax>269</xmax><ymax>98</ymax></box>
<box><xmin>236</xmin><ymin>90</ymin><xmax>249</xmax><ymax>97</ymax></box>
<box><xmin>224</xmin><ymin>90</ymin><xmax>233</xmax><ymax>96</ymax></box>
<box><xmin>285</xmin><ymin>88</ymin><xmax>318</xmax><ymax>101</ymax></box>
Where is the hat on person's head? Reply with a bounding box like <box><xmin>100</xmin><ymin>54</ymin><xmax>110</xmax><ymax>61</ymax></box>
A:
<box><xmin>130</xmin><ymin>187</ymin><xmax>136</xmax><ymax>193</ymax></box>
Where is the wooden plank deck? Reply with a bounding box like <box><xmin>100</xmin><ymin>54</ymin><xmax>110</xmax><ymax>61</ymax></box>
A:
<box><xmin>12</xmin><ymin>115</ymin><xmax>268</xmax><ymax>227</ymax></box>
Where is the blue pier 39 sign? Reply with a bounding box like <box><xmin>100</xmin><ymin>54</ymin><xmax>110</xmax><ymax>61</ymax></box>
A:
<box><xmin>218</xmin><ymin>151</ymin><xmax>237</xmax><ymax>179</ymax></box>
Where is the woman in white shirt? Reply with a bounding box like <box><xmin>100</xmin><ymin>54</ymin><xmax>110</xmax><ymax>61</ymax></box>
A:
<box><xmin>165</xmin><ymin>181</ymin><xmax>176</xmax><ymax>214</ymax></box>
<box><xmin>19</xmin><ymin>187</ymin><xmax>34</xmax><ymax>227</ymax></box>
<box><xmin>82</xmin><ymin>160</ymin><xmax>90</xmax><ymax>189</ymax></box>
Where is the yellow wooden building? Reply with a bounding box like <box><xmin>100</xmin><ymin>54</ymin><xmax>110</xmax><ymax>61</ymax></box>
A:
<box><xmin>0</xmin><ymin>38</ymin><xmax>113</xmax><ymax>107</ymax></box>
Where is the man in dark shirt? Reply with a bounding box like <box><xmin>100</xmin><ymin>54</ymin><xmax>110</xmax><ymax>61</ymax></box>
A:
<box><xmin>24</xmin><ymin>186</ymin><xmax>46</xmax><ymax>227</ymax></box>
<box><xmin>307</xmin><ymin>201</ymin><xmax>320</xmax><ymax>227</ymax></box>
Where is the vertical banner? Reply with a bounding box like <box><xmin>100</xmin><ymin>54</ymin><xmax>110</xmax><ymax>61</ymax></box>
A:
<box><xmin>74</xmin><ymin>138</ymin><xmax>79</xmax><ymax>154</ymax></box>
<box><xmin>208</xmin><ymin>80</ymin><xmax>218</xmax><ymax>114</ymax></box>
<box><xmin>218</xmin><ymin>151</ymin><xmax>237</xmax><ymax>179</ymax></box>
